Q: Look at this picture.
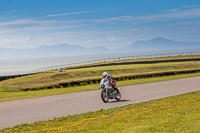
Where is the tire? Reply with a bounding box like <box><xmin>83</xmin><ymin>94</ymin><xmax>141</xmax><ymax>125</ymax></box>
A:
<box><xmin>101</xmin><ymin>91</ymin><xmax>109</xmax><ymax>103</ymax></box>
<box><xmin>115</xmin><ymin>90</ymin><xmax>121</xmax><ymax>101</ymax></box>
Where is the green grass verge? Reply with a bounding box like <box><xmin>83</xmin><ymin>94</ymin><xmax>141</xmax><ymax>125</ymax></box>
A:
<box><xmin>1</xmin><ymin>72</ymin><xmax>200</xmax><ymax>102</ymax></box>
<box><xmin>2</xmin><ymin>90</ymin><xmax>200</xmax><ymax>132</ymax></box>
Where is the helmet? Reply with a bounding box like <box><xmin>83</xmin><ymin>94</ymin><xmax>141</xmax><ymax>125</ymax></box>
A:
<box><xmin>102</xmin><ymin>72</ymin><xmax>108</xmax><ymax>78</ymax></box>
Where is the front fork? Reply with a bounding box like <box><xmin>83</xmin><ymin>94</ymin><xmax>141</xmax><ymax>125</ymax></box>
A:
<box><xmin>102</xmin><ymin>88</ymin><xmax>108</xmax><ymax>97</ymax></box>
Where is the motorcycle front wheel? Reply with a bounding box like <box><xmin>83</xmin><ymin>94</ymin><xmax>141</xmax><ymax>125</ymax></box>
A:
<box><xmin>101</xmin><ymin>91</ymin><xmax>109</xmax><ymax>103</ymax></box>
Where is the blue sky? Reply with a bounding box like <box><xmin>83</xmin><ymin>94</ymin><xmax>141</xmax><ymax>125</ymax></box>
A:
<box><xmin>0</xmin><ymin>0</ymin><xmax>200</xmax><ymax>49</ymax></box>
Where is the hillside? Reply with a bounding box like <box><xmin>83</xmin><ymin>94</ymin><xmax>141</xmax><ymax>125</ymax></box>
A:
<box><xmin>124</xmin><ymin>37</ymin><xmax>200</xmax><ymax>52</ymax></box>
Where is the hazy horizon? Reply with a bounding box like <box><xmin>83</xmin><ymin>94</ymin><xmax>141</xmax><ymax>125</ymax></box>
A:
<box><xmin>1</xmin><ymin>37</ymin><xmax>200</xmax><ymax>60</ymax></box>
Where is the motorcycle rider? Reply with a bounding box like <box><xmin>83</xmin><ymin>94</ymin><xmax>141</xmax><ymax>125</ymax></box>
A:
<box><xmin>102</xmin><ymin>72</ymin><xmax>119</xmax><ymax>94</ymax></box>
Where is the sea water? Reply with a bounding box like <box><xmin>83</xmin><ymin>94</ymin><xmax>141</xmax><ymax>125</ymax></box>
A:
<box><xmin>0</xmin><ymin>50</ymin><xmax>195</xmax><ymax>76</ymax></box>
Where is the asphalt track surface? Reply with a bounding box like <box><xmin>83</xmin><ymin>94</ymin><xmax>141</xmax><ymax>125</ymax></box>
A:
<box><xmin>1</xmin><ymin>76</ymin><xmax>200</xmax><ymax>129</ymax></box>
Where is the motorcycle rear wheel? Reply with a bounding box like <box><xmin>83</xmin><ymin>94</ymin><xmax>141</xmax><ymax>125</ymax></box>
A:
<box><xmin>101</xmin><ymin>91</ymin><xmax>109</xmax><ymax>103</ymax></box>
<box><xmin>115</xmin><ymin>91</ymin><xmax>121</xmax><ymax>101</ymax></box>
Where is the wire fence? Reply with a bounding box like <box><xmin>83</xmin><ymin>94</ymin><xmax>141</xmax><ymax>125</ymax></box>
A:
<box><xmin>31</xmin><ymin>51</ymin><xmax>200</xmax><ymax>73</ymax></box>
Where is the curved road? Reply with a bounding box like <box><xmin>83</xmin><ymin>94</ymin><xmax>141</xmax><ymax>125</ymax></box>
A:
<box><xmin>1</xmin><ymin>77</ymin><xmax>200</xmax><ymax>129</ymax></box>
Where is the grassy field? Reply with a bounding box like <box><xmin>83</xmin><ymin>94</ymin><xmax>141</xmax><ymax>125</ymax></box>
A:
<box><xmin>1</xmin><ymin>59</ymin><xmax>200</xmax><ymax>92</ymax></box>
<box><xmin>0</xmin><ymin>72</ymin><xmax>200</xmax><ymax>102</ymax></box>
<box><xmin>2</xmin><ymin>90</ymin><xmax>200</xmax><ymax>132</ymax></box>
<box><xmin>66</xmin><ymin>54</ymin><xmax>200</xmax><ymax>69</ymax></box>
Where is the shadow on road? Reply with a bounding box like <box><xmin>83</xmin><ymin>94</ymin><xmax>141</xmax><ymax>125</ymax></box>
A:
<box><xmin>109</xmin><ymin>99</ymin><xmax>130</xmax><ymax>103</ymax></box>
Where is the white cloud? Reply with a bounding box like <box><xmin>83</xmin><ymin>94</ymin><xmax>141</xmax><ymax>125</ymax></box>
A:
<box><xmin>0</xmin><ymin>36</ymin><xmax>32</xmax><ymax>48</ymax></box>
<box><xmin>135</xmin><ymin>8</ymin><xmax>200</xmax><ymax>21</ymax></box>
<box><xmin>4</xmin><ymin>10</ymin><xmax>19</xmax><ymax>13</ymax></box>
<box><xmin>106</xmin><ymin>33</ymin><xmax>119</xmax><ymax>41</ymax></box>
<box><xmin>0</xmin><ymin>19</ymin><xmax>87</xmax><ymax>33</ymax></box>
<box><xmin>0</xmin><ymin>19</ymin><xmax>57</xmax><ymax>26</ymax></box>
<box><xmin>44</xmin><ymin>31</ymin><xmax>131</xmax><ymax>49</ymax></box>
<box><xmin>162</xmin><ymin>5</ymin><xmax>200</xmax><ymax>13</ymax></box>
<box><xmin>46</xmin><ymin>11</ymin><xmax>96</xmax><ymax>17</ymax></box>
<box><xmin>94</xmin><ymin>16</ymin><xmax>133</xmax><ymax>22</ymax></box>
<box><xmin>0</xmin><ymin>19</ymin><xmax>58</xmax><ymax>33</ymax></box>
<box><xmin>0</xmin><ymin>30</ymin><xmax>127</xmax><ymax>49</ymax></box>
<box><xmin>93</xmin><ymin>8</ymin><xmax>200</xmax><ymax>23</ymax></box>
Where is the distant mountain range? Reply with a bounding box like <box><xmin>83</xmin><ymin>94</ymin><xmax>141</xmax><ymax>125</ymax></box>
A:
<box><xmin>0</xmin><ymin>44</ymin><xmax>109</xmax><ymax>59</ymax></box>
<box><xmin>123</xmin><ymin>37</ymin><xmax>200</xmax><ymax>52</ymax></box>
<box><xmin>1</xmin><ymin>37</ymin><xmax>200</xmax><ymax>60</ymax></box>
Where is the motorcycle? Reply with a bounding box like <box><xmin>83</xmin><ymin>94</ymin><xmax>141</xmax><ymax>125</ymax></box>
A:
<box><xmin>100</xmin><ymin>79</ymin><xmax>121</xmax><ymax>103</ymax></box>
